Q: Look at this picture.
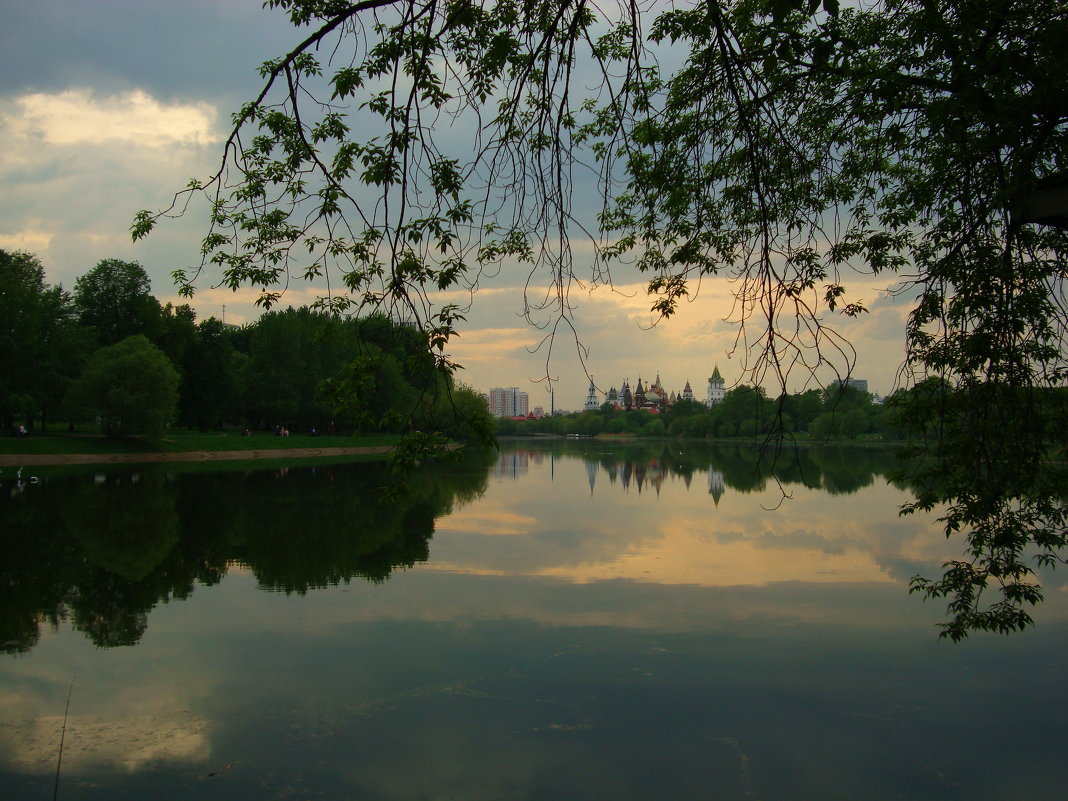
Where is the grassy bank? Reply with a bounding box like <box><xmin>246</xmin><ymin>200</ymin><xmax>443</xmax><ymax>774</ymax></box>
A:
<box><xmin>0</xmin><ymin>429</ymin><xmax>399</xmax><ymax>456</ymax></box>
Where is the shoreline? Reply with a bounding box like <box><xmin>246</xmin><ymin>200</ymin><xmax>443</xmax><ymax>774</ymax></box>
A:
<box><xmin>0</xmin><ymin>445</ymin><xmax>396</xmax><ymax>467</ymax></box>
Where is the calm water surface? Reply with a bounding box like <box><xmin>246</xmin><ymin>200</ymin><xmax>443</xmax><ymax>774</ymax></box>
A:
<box><xmin>1</xmin><ymin>442</ymin><xmax>1065</xmax><ymax>800</ymax></box>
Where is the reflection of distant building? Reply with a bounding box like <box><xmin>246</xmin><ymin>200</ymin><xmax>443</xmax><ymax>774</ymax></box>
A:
<box><xmin>649</xmin><ymin>461</ymin><xmax>665</xmax><ymax>496</ymax></box>
<box><xmin>492</xmin><ymin>450</ymin><xmax>530</xmax><ymax>479</ymax></box>
<box><xmin>708</xmin><ymin>469</ymin><xmax>725</xmax><ymax>506</ymax></box>
<box><xmin>576</xmin><ymin>455</ymin><xmax>688</xmax><ymax>498</ymax></box>
<box><xmin>568</xmin><ymin>452</ymin><xmax>724</xmax><ymax>503</ymax></box>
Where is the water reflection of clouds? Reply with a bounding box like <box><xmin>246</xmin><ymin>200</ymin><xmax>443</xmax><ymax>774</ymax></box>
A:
<box><xmin>0</xmin><ymin>626</ymin><xmax>222</xmax><ymax>778</ymax></box>
<box><xmin>536</xmin><ymin>517</ymin><xmax>896</xmax><ymax>586</ymax></box>
<box><xmin>432</xmin><ymin>456</ymin><xmax>951</xmax><ymax>588</ymax></box>
<box><xmin>0</xmin><ymin>712</ymin><xmax>210</xmax><ymax>775</ymax></box>
<box><xmin>436</xmin><ymin>503</ymin><xmax>539</xmax><ymax>537</ymax></box>
<box><xmin>3</xmin><ymin>450</ymin><xmax>1066</xmax><ymax>801</ymax></box>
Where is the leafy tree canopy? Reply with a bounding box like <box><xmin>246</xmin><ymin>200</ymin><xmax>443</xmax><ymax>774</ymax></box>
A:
<box><xmin>74</xmin><ymin>259</ymin><xmax>162</xmax><ymax>346</ymax></box>
<box><xmin>0</xmin><ymin>249</ymin><xmax>88</xmax><ymax>431</ymax></box>
<box><xmin>67</xmin><ymin>335</ymin><xmax>180</xmax><ymax>439</ymax></box>
<box><xmin>135</xmin><ymin>0</ymin><xmax>1067</xmax><ymax>638</ymax></box>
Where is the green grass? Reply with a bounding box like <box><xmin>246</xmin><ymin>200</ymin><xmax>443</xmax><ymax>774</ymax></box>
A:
<box><xmin>0</xmin><ymin>429</ymin><xmax>399</xmax><ymax>455</ymax></box>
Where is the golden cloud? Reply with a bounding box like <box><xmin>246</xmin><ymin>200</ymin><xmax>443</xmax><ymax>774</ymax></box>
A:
<box><xmin>7</xmin><ymin>89</ymin><xmax>218</xmax><ymax>147</ymax></box>
<box><xmin>0</xmin><ymin>228</ymin><xmax>54</xmax><ymax>253</ymax></box>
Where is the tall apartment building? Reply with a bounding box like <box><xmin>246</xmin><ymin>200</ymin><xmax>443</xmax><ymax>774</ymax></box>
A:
<box><xmin>488</xmin><ymin>387</ymin><xmax>529</xmax><ymax>418</ymax></box>
<box><xmin>831</xmin><ymin>378</ymin><xmax>869</xmax><ymax>393</ymax></box>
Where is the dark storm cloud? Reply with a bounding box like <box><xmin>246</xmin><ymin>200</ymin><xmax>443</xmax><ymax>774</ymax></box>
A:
<box><xmin>0</xmin><ymin>0</ymin><xmax>293</xmax><ymax>102</ymax></box>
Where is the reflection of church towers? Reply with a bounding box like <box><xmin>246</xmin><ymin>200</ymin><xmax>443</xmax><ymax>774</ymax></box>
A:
<box><xmin>568</xmin><ymin>452</ymin><xmax>724</xmax><ymax>503</ymax></box>
<box><xmin>706</xmin><ymin>364</ymin><xmax>726</xmax><ymax>406</ymax></box>
<box><xmin>708</xmin><ymin>468</ymin><xmax>725</xmax><ymax>506</ymax></box>
<box><xmin>649</xmin><ymin>459</ymin><xmax>666</xmax><ymax>496</ymax></box>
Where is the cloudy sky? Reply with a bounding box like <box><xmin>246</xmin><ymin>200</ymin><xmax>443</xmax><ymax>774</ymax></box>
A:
<box><xmin>1</xmin><ymin>0</ymin><xmax>913</xmax><ymax>409</ymax></box>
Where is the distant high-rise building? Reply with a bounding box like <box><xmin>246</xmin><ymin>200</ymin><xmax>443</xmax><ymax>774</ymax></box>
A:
<box><xmin>488</xmin><ymin>388</ymin><xmax>503</xmax><ymax>417</ymax></box>
<box><xmin>488</xmin><ymin>387</ymin><xmax>529</xmax><ymax>417</ymax></box>
<box><xmin>831</xmin><ymin>378</ymin><xmax>869</xmax><ymax>393</ymax></box>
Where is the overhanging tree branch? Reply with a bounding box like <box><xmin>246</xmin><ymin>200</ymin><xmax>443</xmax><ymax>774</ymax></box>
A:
<box><xmin>135</xmin><ymin>0</ymin><xmax>1068</xmax><ymax>638</ymax></box>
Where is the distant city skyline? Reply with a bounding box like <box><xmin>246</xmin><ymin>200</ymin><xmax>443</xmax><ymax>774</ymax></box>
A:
<box><xmin>496</xmin><ymin>363</ymin><xmax>875</xmax><ymax>412</ymax></box>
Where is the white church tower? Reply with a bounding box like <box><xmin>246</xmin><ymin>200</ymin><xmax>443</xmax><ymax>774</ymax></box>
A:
<box><xmin>583</xmin><ymin>379</ymin><xmax>601</xmax><ymax>411</ymax></box>
<box><xmin>706</xmin><ymin>365</ymin><xmax>726</xmax><ymax>406</ymax></box>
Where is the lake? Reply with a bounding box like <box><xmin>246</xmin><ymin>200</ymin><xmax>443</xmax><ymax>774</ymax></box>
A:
<box><xmin>1</xmin><ymin>441</ymin><xmax>1065</xmax><ymax>800</ymax></box>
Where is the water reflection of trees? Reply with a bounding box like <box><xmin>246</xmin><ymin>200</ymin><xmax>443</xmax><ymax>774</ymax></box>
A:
<box><xmin>504</xmin><ymin>440</ymin><xmax>903</xmax><ymax>498</ymax></box>
<box><xmin>0</xmin><ymin>450</ymin><xmax>493</xmax><ymax>654</ymax></box>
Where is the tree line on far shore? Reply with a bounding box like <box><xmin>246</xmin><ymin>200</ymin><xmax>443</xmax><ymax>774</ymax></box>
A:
<box><xmin>498</xmin><ymin>385</ymin><xmax>887</xmax><ymax>440</ymax></box>
<box><xmin>498</xmin><ymin>380</ymin><xmax>1066</xmax><ymax>444</ymax></box>
<box><xmin>0</xmin><ymin>250</ymin><xmax>492</xmax><ymax>441</ymax></box>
